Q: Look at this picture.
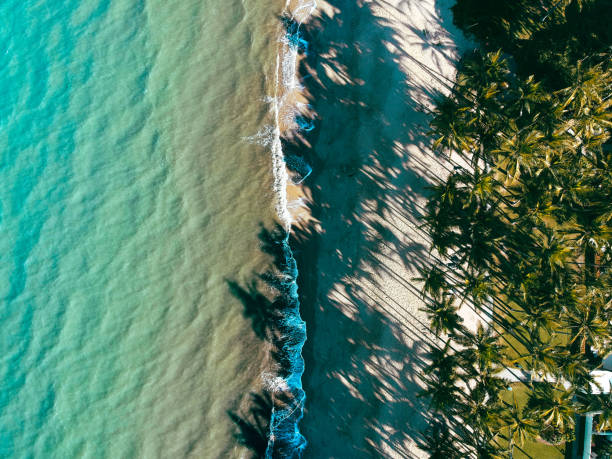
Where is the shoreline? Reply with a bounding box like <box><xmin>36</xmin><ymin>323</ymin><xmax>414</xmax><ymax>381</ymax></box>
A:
<box><xmin>287</xmin><ymin>0</ymin><xmax>471</xmax><ymax>456</ymax></box>
<box><xmin>262</xmin><ymin>0</ymin><xmax>316</xmax><ymax>456</ymax></box>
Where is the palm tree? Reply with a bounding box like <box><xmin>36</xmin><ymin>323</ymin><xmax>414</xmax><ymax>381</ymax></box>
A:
<box><xmin>430</xmin><ymin>95</ymin><xmax>475</xmax><ymax>156</ymax></box>
<box><xmin>514</xmin><ymin>301</ymin><xmax>558</xmax><ymax>338</ymax></box>
<box><xmin>512</xmin><ymin>75</ymin><xmax>548</xmax><ymax>119</ymax></box>
<box><xmin>511</xmin><ymin>333</ymin><xmax>568</xmax><ymax>381</ymax></box>
<box><xmin>463</xmin><ymin>169</ymin><xmax>498</xmax><ymax>206</ymax></box>
<box><xmin>495</xmin><ymin>394</ymin><xmax>538</xmax><ymax>449</ymax></box>
<box><xmin>420</xmin><ymin>295</ymin><xmax>465</xmax><ymax>337</ymax></box>
<box><xmin>558</xmin><ymin>354</ymin><xmax>594</xmax><ymax>388</ymax></box>
<box><xmin>562</xmin><ymin>213</ymin><xmax>611</xmax><ymax>285</ymax></box>
<box><xmin>461</xmin><ymin>271</ymin><xmax>495</xmax><ymax>309</ymax></box>
<box><xmin>431</xmin><ymin>51</ymin><xmax>518</xmax><ymax>170</ymax></box>
<box><xmin>455</xmin><ymin>51</ymin><xmax>513</xmax><ymax>169</ymax></box>
<box><xmin>458</xmin><ymin>379</ymin><xmax>506</xmax><ymax>452</ymax></box>
<box><xmin>416</xmin><ymin>266</ymin><xmax>450</xmax><ymax>301</ymax></box>
<box><xmin>585</xmin><ymin>393</ymin><xmax>612</xmax><ymax>432</ymax></box>
<box><xmin>524</xmin><ymin>382</ymin><xmax>576</xmax><ymax>443</ymax></box>
<box><xmin>424</xmin><ymin>177</ymin><xmax>466</xmax><ymax>257</ymax></box>
<box><xmin>472</xmin><ymin>373</ymin><xmax>508</xmax><ymax>404</ymax></box>
<box><xmin>494</xmin><ymin>125</ymin><xmax>545</xmax><ymax>182</ymax></box>
<box><xmin>428</xmin><ymin>173</ymin><xmax>467</xmax><ymax>209</ymax></box>
<box><xmin>533</xmin><ymin>228</ymin><xmax>573</xmax><ymax>281</ymax></box>
<box><xmin>459</xmin><ymin>403</ymin><xmax>501</xmax><ymax>457</ymax></box>
<box><xmin>458</xmin><ymin>50</ymin><xmax>510</xmax><ymax>92</ymax></box>
<box><xmin>457</xmin><ymin>323</ymin><xmax>504</xmax><ymax>375</ymax></box>
<box><xmin>562</xmin><ymin>290</ymin><xmax>609</xmax><ymax>355</ymax></box>
<box><xmin>420</xmin><ymin>7</ymin><xmax>612</xmax><ymax>454</ymax></box>
<box><xmin>503</xmin><ymin>174</ymin><xmax>565</xmax><ymax>241</ymax></box>
<box><xmin>454</xmin><ymin>207</ymin><xmax>505</xmax><ymax>272</ymax></box>
<box><xmin>558</xmin><ymin>62</ymin><xmax>612</xmax><ymax>143</ymax></box>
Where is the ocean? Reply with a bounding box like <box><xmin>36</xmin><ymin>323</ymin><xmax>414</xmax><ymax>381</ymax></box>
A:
<box><xmin>0</xmin><ymin>0</ymin><xmax>313</xmax><ymax>456</ymax></box>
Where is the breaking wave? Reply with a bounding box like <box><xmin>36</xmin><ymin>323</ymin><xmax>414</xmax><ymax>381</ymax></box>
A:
<box><xmin>254</xmin><ymin>0</ymin><xmax>317</xmax><ymax>457</ymax></box>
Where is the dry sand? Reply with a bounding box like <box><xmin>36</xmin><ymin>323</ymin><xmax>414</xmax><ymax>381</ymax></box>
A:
<box><xmin>285</xmin><ymin>0</ymin><xmax>472</xmax><ymax>457</ymax></box>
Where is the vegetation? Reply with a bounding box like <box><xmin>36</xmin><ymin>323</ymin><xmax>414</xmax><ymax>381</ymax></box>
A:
<box><xmin>452</xmin><ymin>0</ymin><xmax>612</xmax><ymax>89</ymax></box>
<box><xmin>418</xmin><ymin>0</ymin><xmax>612</xmax><ymax>456</ymax></box>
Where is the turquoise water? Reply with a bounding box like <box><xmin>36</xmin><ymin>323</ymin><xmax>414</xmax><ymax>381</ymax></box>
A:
<box><xmin>0</xmin><ymin>0</ymin><xmax>281</xmax><ymax>456</ymax></box>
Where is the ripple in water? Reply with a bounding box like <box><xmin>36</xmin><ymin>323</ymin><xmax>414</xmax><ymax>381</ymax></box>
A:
<box><xmin>0</xmin><ymin>0</ymin><xmax>282</xmax><ymax>457</ymax></box>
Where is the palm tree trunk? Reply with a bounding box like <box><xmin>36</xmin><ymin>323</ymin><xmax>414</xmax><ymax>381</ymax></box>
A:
<box><xmin>584</xmin><ymin>242</ymin><xmax>595</xmax><ymax>286</ymax></box>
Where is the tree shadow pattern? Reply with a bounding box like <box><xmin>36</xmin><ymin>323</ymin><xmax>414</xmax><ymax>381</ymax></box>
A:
<box><xmin>228</xmin><ymin>0</ymin><xmax>469</xmax><ymax>457</ymax></box>
<box><xmin>285</xmin><ymin>1</ymin><xmax>469</xmax><ymax>457</ymax></box>
<box><xmin>228</xmin><ymin>392</ymin><xmax>274</xmax><ymax>458</ymax></box>
<box><xmin>228</xmin><ymin>224</ymin><xmax>308</xmax><ymax>458</ymax></box>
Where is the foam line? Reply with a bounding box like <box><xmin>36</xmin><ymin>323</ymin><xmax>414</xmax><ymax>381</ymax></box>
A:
<box><xmin>263</xmin><ymin>2</ymin><xmax>316</xmax><ymax>457</ymax></box>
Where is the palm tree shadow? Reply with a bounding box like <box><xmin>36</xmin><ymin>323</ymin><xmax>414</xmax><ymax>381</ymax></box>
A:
<box><xmin>286</xmin><ymin>0</ymin><xmax>468</xmax><ymax>456</ymax></box>
<box><xmin>227</xmin><ymin>224</ymin><xmax>307</xmax><ymax>457</ymax></box>
<box><xmin>228</xmin><ymin>0</ymin><xmax>468</xmax><ymax>455</ymax></box>
<box><xmin>228</xmin><ymin>391</ymin><xmax>273</xmax><ymax>458</ymax></box>
<box><xmin>227</xmin><ymin>280</ymin><xmax>277</xmax><ymax>340</ymax></box>
<box><xmin>226</xmin><ymin>224</ymin><xmax>296</xmax><ymax>341</ymax></box>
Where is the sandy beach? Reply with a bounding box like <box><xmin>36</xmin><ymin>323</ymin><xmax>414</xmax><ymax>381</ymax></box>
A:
<box><xmin>286</xmin><ymin>0</ymin><xmax>471</xmax><ymax>456</ymax></box>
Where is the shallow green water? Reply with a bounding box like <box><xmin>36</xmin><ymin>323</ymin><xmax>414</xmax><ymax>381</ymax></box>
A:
<box><xmin>0</xmin><ymin>0</ymin><xmax>280</xmax><ymax>456</ymax></box>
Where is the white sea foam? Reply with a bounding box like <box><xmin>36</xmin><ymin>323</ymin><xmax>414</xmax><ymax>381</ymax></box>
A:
<box><xmin>270</xmin><ymin>52</ymin><xmax>293</xmax><ymax>229</ymax></box>
<box><xmin>263</xmin><ymin>373</ymin><xmax>290</xmax><ymax>393</ymax></box>
<box><xmin>263</xmin><ymin>1</ymin><xmax>316</xmax><ymax>457</ymax></box>
<box><xmin>243</xmin><ymin>124</ymin><xmax>275</xmax><ymax>148</ymax></box>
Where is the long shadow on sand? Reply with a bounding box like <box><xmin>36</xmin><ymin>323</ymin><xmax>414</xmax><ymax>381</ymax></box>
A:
<box><xmin>229</xmin><ymin>0</ymin><xmax>468</xmax><ymax>457</ymax></box>
<box><xmin>285</xmin><ymin>1</ymin><xmax>468</xmax><ymax>457</ymax></box>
